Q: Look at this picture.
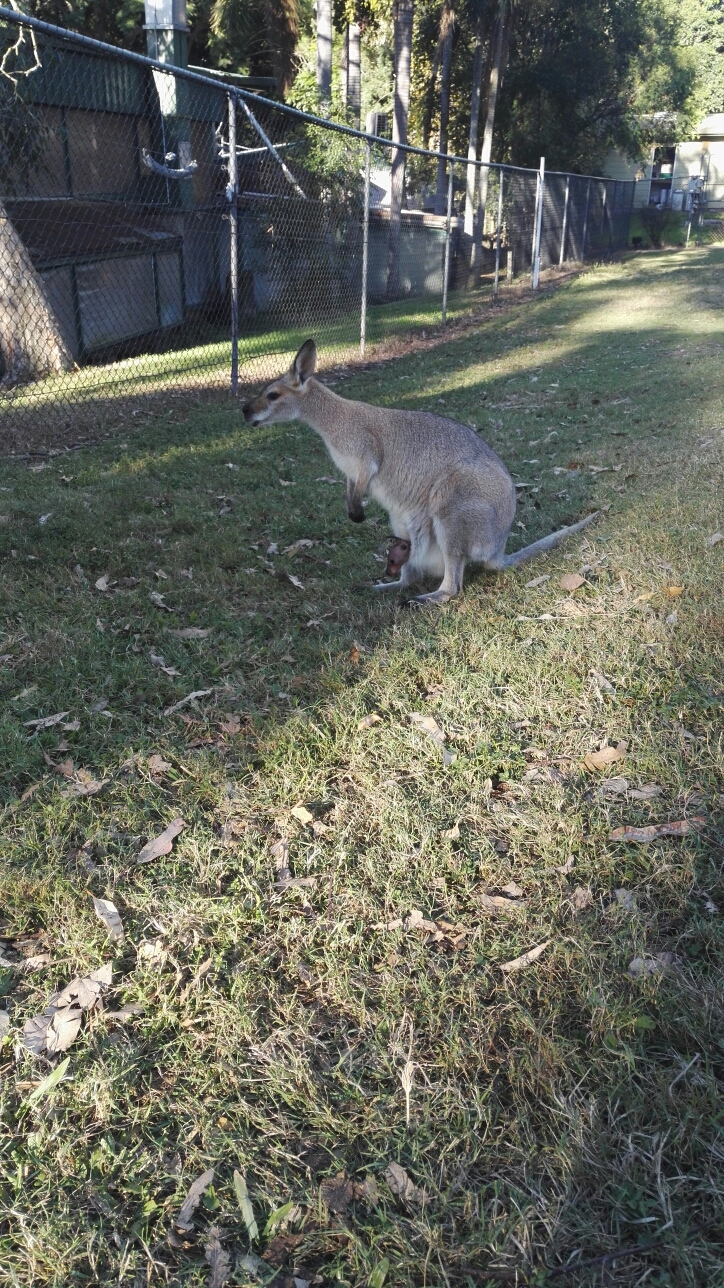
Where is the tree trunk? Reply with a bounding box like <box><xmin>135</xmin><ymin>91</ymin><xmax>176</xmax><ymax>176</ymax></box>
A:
<box><xmin>470</xmin><ymin>0</ymin><xmax>509</xmax><ymax>279</ymax></box>
<box><xmin>0</xmin><ymin>201</ymin><xmax>75</xmax><ymax>385</ymax></box>
<box><xmin>464</xmin><ymin>1</ymin><xmax>487</xmax><ymax>237</ymax></box>
<box><xmin>434</xmin><ymin>0</ymin><xmax>455</xmax><ymax>214</ymax></box>
<box><xmin>347</xmin><ymin>22</ymin><xmax>361</xmax><ymax>128</ymax></box>
<box><xmin>387</xmin><ymin>0</ymin><xmax>414</xmax><ymax>300</ymax></box>
<box><xmin>420</xmin><ymin>30</ymin><xmax>443</xmax><ymax>150</ymax></box>
<box><xmin>316</xmin><ymin>0</ymin><xmax>332</xmax><ymax>103</ymax></box>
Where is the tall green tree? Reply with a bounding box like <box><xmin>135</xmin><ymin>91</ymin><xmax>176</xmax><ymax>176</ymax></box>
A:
<box><xmin>494</xmin><ymin>0</ymin><xmax>694</xmax><ymax>171</ymax></box>
<box><xmin>673</xmin><ymin>0</ymin><xmax>724</xmax><ymax>119</ymax></box>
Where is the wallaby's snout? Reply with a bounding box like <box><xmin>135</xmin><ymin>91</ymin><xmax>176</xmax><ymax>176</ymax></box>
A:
<box><xmin>241</xmin><ymin>338</ymin><xmax>318</xmax><ymax>427</ymax></box>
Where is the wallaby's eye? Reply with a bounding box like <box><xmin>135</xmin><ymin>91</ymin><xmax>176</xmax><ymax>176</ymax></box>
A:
<box><xmin>266</xmin><ymin>391</ymin><xmax>280</xmax><ymax>403</ymax></box>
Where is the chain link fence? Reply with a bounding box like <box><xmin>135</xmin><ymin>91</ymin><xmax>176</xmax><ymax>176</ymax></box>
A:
<box><xmin>0</xmin><ymin>7</ymin><xmax>634</xmax><ymax>442</ymax></box>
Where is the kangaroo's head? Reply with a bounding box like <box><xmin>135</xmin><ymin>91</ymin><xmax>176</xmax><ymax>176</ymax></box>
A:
<box><xmin>242</xmin><ymin>339</ymin><xmax>317</xmax><ymax>426</ymax></box>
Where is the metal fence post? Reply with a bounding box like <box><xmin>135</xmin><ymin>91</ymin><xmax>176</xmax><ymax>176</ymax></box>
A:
<box><xmin>360</xmin><ymin>139</ymin><xmax>371</xmax><ymax>356</ymax></box>
<box><xmin>227</xmin><ymin>92</ymin><xmax>239</xmax><ymax>395</ymax></box>
<box><xmin>441</xmin><ymin>159</ymin><xmax>454</xmax><ymax>325</ymax></box>
<box><xmin>559</xmin><ymin>175</ymin><xmax>570</xmax><ymax>266</ymax></box>
<box><xmin>581</xmin><ymin>178</ymin><xmax>591</xmax><ymax>261</ymax></box>
<box><xmin>531</xmin><ymin>156</ymin><xmax>545</xmax><ymax>288</ymax></box>
<box><xmin>493</xmin><ymin>169</ymin><xmax>504</xmax><ymax>299</ymax></box>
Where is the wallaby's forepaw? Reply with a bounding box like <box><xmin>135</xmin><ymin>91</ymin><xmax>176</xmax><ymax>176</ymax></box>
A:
<box><xmin>373</xmin><ymin>578</ymin><xmax>405</xmax><ymax>592</ymax></box>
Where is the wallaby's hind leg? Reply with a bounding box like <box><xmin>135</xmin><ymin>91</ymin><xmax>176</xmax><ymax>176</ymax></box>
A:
<box><xmin>408</xmin><ymin>515</ymin><xmax>466</xmax><ymax>604</ymax></box>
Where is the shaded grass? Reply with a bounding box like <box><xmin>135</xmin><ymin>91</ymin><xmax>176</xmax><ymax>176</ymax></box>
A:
<box><xmin>0</xmin><ymin>246</ymin><xmax>722</xmax><ymax>1287</ymax></box>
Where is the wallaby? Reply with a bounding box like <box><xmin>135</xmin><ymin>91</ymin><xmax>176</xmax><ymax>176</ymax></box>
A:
<box><xmin>242</xmin><ymin>339</ymin><xmax>598</xmax><ymax>603</ymax></box>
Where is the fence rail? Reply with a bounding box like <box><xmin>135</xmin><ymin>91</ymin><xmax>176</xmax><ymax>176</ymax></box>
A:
<box><xmin>0</xmin><ymin>8</ymin><xmax>634</xmax><ymax>438</ymax></box>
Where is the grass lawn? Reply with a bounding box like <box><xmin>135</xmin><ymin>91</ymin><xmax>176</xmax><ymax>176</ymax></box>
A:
<box><xmin>0</xmin><ymin>245</ymin><xmax>722</xmax><ymax>1287</ymax></box>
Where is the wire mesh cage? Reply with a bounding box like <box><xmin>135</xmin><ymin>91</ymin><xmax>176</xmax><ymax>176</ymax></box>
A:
<box><xmin>0</xmin><ymin>7</ymin><xmax>634</xmax><ymax>443</ymax></box>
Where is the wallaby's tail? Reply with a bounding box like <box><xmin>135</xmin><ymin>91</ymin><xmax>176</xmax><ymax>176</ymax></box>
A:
<box><xmin>499</xmin><ymin>511</ymin><xmax>600</xmax><ymax>569</ymax></box>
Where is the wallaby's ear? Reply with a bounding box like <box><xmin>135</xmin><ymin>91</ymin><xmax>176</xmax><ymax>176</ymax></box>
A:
<box><xmin>292</xmin><ymin>338</ymin><xmax>317</xmax><ymax>386</ymax></box>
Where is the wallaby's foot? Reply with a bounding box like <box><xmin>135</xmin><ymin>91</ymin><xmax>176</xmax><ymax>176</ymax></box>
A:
<box><xmin>407</xmin><ymin>588</ymin><xmax>457</xmax><ymax>605</ymax></box>
<box><xmin>373</xmin><ymin>577</ymin><xmax>407</xmax><ymax>592</ymax></box>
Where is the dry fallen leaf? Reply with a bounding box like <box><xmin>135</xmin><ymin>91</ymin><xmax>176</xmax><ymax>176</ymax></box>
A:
<box><xmin>591</xmin><ymin>671</ymin><xmax>616</xmax><ymax>695</ymax></box>
<box><xmin>555</xmin><ymin>856</ymin><xmax>575</xmax><ymax>875</ymax></box>
<box><xmin>705</xmin><ymin>532</ymin><xmax>723</xmax><ymax>548</ymax></box>
<box><xmin>570</xmin><ymin>886</ymin><xmax>593</xmax><ymax>912</ymax></box>
<box><xmin>583</xmin><ymin>741</ymin><xmax>627</xmax><ymax>771</ymax></box>
<box><xmin>169</xmin><ymin>627</ymin><xmax>212</xmax><ymax>639</ymax></box>
<box><xmin>614</xmin><ymin>888</ymin><xmax>637</xmax><ymax>911</ymax></box>
<box><xmin>274</xmin><ymin>875</ymin><xmax>317</xmax><ymax>890</ymax></box>
<box><xmin>136</xmin><ymin>817</ymin><xmax>185</xmax><ymax>865</ymax></box>
<box><xmin>91</xmin><ymin>896</ymin><xmax>124</xmax><ymax>944</ymax></box>
<box><xmin>559</xmin><ymin>572</ymin><xmax>586</xmax><ymax>592</ymax></box>
<box><xmin>150</xmin><ymin>652</ymin><xmax>182</xmax><ymax>678</ymax></box>
<box><xmin>0</xmin><ymin>1011</ymin><xmax>9</xmax><ymax>1040</ymax></box>
<box><xmin>358</xmin><ymin>713</ymin><xmax>382</xmax><ymax>730</ymax></box>
<box><xmin>408</xmin><ymin>712</ymin><xmax>456</xmax><ymax>766</ymax></box>
<box><xmin>219</xmin><ymin>715</ymin><xmax>242</xmax><ymax>736</ymax></box>
<box><xmin>63</xmin><ymin>719</ymin><xmax>81</xmax><ymax>732</ymax></box>
<box><xmin>24</xmin><ymin>712</ymin><xmax>69</xmax><ymax>730</ymax></box>
<box><xmin>179</xmin><ymin>957</ymin><xmax>213</xmax><ymax>1002</ymax></box>
<box><xmin>61</xmin><ymin>769</ymin><xmax>108</xmax><ymax>798</ymax></box>
<box><xmin>284</xmin><ymin>538</ymin><xmax>317</xmax><ymax>556</ymax></box>
<box><xmin>406</xmin><ymin>908</ymin><xmax>438</xmax><ymax>932</ymax></box>
<box><xmin>525</xmin><ymin>574</ymin><xmax>550</xmax><ymax>588</ymax></box>
<box><xmin>149</xmin><ymin>590</ymin><xmax>173</xmax><ymax>611</ymax></box>
<box><xmin>628</xmin><ymin>952</ymin><xmax>677</xmax><ymax>979</ymax></box>
<box><xmin>94</xmin><ymin>575</ymin><xmax>110</xmax><ymax>592</ymax></box>
<box><xmin>609</xmin><ymin>816</ymin><xmax>705</xmax><ymax>843</ymax></box>
<box><xmin>628</xmin><ymin>782</ymin><xmax>662</xmax><ymax>800</ymax></box>
<box><xmin>176</xmin><ymin>1168</ymin><xmax>215</xmax><ymax>1231</ymax></box>
<box><xmin>500</xmin><ymin>939</ymin><xmax>551</xmax><ymax>974</ymax></box>
<box><xmin>270</xmin><ymin>837</ymin><xmax>290</xmax><ymax>871</ymax></box>
<box><xmin>664</xmin><ymin>585</ymin><xmax>683</xmax><ymax>598</ymax></box>
<box><xmin>105</xmin><ymin>1003</ymin><xmax>144</xmax><ymax>1021</ymax></box>
<box><xmin>349</xmin><ymin>644</ymin><xmax>361</xmax><ymax>664</ymax></box>
<box><xmin>291</xmin><ymin>804</ymin><xmax>314</xmax><ymax>825</ymax></box>
<box><xmin>23</xmin><ymin>963</ymin><xmax>112</xmax><ymax>1056</ymax></box>
<box><xmin>55</xmin><ymin>758</ymin><xmax>75</xmax><ymax>778</ymax></box>
<box><xmin>600</xmin><ymin>776</ymin><xmax>629</xmax><ymax>798</ymax></box>
<box><xmin>147</xmin><ymin>753</ymin><xmax>172</xmax><ymax>774</ymax></box>
<box><xmin>384</xmin><ymin>1161</ymin><xmax>422</xmax><ymax>1203</ymax></box>
<box><xmin>277</xmin><ymin>571</ymin><xmax>304</xmax><ymax>589</ymax></box>
<box><xmin>440</xmin><ymin>821</ymin><xmax>460</xmax><ymax>840</ymax></box>
<box><xmin>478</xmin><ymin>893</ymin><xmax>525</xmax><ymax>915</ymax></box>
<box><xmin>138</xmin><ymin>937</ymin><xmax>166</xmax><ymax>966</ymax></box>
<box><xmin>164</xmin><ymin>688</ymin><xmax>213</xmax><ymax>716</ymax></box>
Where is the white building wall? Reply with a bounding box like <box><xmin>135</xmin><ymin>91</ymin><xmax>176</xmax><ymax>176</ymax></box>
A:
<box><xmin>604</xmin><ymin>135</ymin><xmax>724</xmax><ymax>210</ymax></box>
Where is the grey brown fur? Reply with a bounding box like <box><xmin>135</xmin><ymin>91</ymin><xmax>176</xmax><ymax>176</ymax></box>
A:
<box><xmin>242</xmin><ymin>339</ymin><xmax>598</xmax><ymax>603</ymax></box>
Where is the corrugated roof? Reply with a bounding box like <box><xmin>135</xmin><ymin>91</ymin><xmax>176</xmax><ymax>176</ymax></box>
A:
<box><xmin>6</xmin><ymin>199</ymin><xmax>181</xmax><ymax>268</ymax></box>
